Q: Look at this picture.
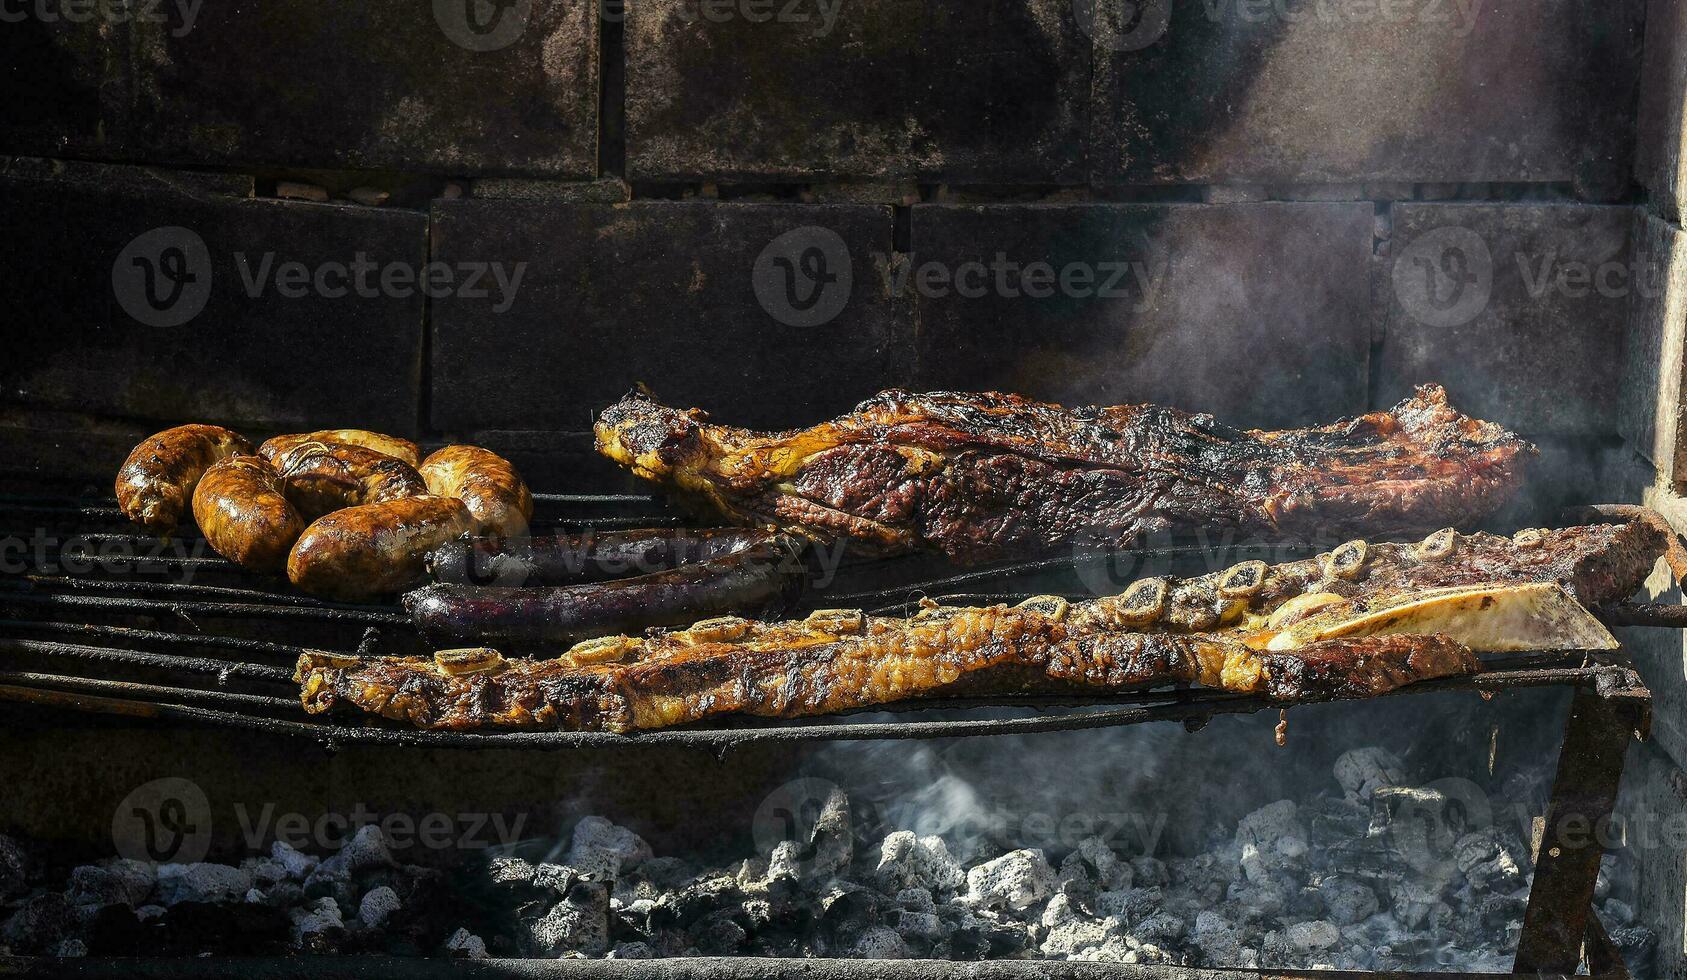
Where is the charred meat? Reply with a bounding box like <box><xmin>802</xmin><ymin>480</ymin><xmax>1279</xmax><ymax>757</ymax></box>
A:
<box><xmin>296</xmin><ymin>521</ymin><xmax>1660</xmax><ymax>733</ymax></box>
<box><xmin>594</xmin><ymin>385</ymin><xmax>1533</xmax><ymax>564</ymax></box>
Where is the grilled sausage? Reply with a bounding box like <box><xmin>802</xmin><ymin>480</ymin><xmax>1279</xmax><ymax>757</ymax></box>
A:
<box><xmin>426</xmin><ymin>527</ymin><xmax>777</xmax><ymax>586</ymax></box>
<box><xmin>116</xmin><ymin>424</ymin><xmax>253</xmax><ymax>532</ymax></box>
<box><xmin>405</xmin><ymin>532</ymin><xmax>807</xmax><ymax>648</ymax></box>
<box><xmin>418</xmin><ymin>445</ymin><xmax>533</xmax><ymax>538</ymax></box>
<box><xmin>258</xmin><ymin>429</ymin><xmax>421</xmax><ymax>467</ymax></box>
<box><xmin>192</xmin><ymin>456</ymin><xmax>306</xmax><ymax>573</ymax></box>
<box><xmin>271</xmin><ymin>443</ymin><xmax>427</xmax><ymax>520</ymax></box>
<box><xmin>288</xmin><ymin>495</ymin><xmax>474</xmax><ymax>600</ymax></box>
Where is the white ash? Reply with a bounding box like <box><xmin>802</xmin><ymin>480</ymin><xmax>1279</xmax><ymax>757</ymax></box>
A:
<box><xmin>156</xmin><ymin>863</ymin><xmax>253</xmax><ymax>906</ymax></box>
<box><xmin>445</xmin><ymin>927</ymin><xmax>488</xmax><ymax>959</ymax></box>
<box><xmin>0</xmin><ymin>746</ymin><xmax>1654</xmax><ymax>967</ymax></box>
<box><xmin>565</xmin><ymin>816</ymin><xmax>653</xmax><ymax>881</ymax></box>
<box><xmin>358</xmin><ymin>885</ymin><xmax>401</xmax><ymax>929</ymax></box>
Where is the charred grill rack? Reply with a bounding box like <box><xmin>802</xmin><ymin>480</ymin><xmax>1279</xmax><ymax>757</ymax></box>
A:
<box><xmin>0</xmin><ymin>492</ymin><xmax>1677</xmax><ymax>978</ymax></box>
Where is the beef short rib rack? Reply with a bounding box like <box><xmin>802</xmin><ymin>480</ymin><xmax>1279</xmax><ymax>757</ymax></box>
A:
<box><xmin>594</xmin><ymin>383</ymin><xmax>1533</xmax><ymax>563</ymax></box>
<box><xmin>296</xmin><ymin>520</ymin><xmax>1663</xmax><ymax>733</ymax></box>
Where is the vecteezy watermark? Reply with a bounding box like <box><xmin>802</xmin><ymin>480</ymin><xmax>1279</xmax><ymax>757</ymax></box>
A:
<box><xmin>670</xmin><ymin>0</ymin><xmax>843</xmax><ymax>37</ymax></box>
<box><xmin>1393</xmin><ymin>225</ymin><xmax>1659</xmax><ymax>329</ymax></box>
<box><xmin>0</xmin><ymin>0</ymin><xmax>203</xmax><ymax>37</ymax></box>
<box><xmin>115</xmin><ymin>777</ymin><xmax>530</xmax><ymax>861</ymax></box>
<box><xmin>1391</xmin><ymin>225</ymin><xmax>1493</xmax><ymax>329</ymax></box>
<box><xmin>881</xmin><ymin>249</ymin><xmax>1170</xmax><ymax>308</ymax></box>
<box><xmin>753</xmin><ymin>225</ymin><xmax>853</xmax><ymax>327</ymax></box>
<box><xmin>112</xmin><ymin>226</ymin><xmax>214</xmax><ymax>328</ymax></box>
<box><xmin>115</xmin><ymin>778</ymin><xmax>213</xmax><ymax>864</ymax></box>
<box><xmin>235</xmin><ymin>803</ymin><xmax>528</xmax><ymax>853</ymax></box>
<box><xmin>0</xmin><ymin>529</ymin><xmax>211</xmax><ymax>583</ymax></box>
<box><xmin>111</xmin><ymin>226</ymin><xmax>528</xmax><ymax>326</ymax></box>
<box><xmin>231</xmin><ymin>252</ymin><xmax>526</xmax><ymax>313</ymax></box>
<box><xmin>1074</xmin><ymin>0</ymin><xmax>1172</xmax><ymax>52</ymax></box>
<box><xmin>1199</xmin><ymin>0</ymin><xmax>1480</xmax><ymax>33</ymax></box>
<box><xmin>432</xmin><ymin>0</ymin><xmax>532</xmax><ymax>51</ymax></box>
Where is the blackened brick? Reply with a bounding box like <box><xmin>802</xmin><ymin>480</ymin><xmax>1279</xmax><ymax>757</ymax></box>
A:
<box><xmin>430</xmin><ymin>201</ymin><xmax>910</xmax><ymax>432</ymax></box>
<box><xmin>908</xmin><ymin>202</ymin><xmax>1373</xmax><ymax>429</ymax></box>
<box><xmin>1376</xmin><ymin>203</ymin><xmax>1635</xmax><ymax>437</ymax></box>
<box><xmin>626</xmin><ymin>0</ymin><xmax>1087</xmax><ymax>183</ymax></box>
<box><xmin>0</xmin><ymin>165</ymin><xmax>426</xmax><ymax>434</ymax></box>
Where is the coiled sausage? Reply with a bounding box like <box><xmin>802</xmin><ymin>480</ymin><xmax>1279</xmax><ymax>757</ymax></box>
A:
<box><xmin>271</xmin><ymin>443</ymin><xmax>427</xmax><ymax>520</ymax></box>
<box><xmin>418</xmin><ymin>445</ymin><xmax>533</xmax><ymax>538</ymax></box>
<box><xmin>191</xmin><ymin>456</ymin><xmax>306</xmax><ymax>573</ymax></box>
<box><xmin>259</xmin><ymin>429</ymin><xmax>421</xmax><ymax>467</ymax></box>
<box><xmin>116</xmin><ymin>424</ymin><xmax>253</xmax><ymax>532</ymax></box>
<box><xmin>288</xmin><ymin>496</ymin><xmax>474</xmax><ymax>600</ymax></box>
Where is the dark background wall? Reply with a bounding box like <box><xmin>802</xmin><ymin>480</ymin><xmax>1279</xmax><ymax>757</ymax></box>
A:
<box><xmin>5</xmin><ymin>1</ymin><xmax>1687</xmax><ymax>971</ymax></box>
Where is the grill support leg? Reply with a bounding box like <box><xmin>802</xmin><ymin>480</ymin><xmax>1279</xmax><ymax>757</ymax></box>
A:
<box><xmin>1513</xmin><ymin>683</ymin><xmax>1645</xmax><ymax>975</ymax></box>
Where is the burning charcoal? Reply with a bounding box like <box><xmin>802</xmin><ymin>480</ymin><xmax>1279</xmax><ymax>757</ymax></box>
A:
<box><xmin>2</xmin><ymin>893</ymin><xmax>74</xmax><ymax>953</ymax></box>
<box><xmin>1235</xmin><ymin>801</ymin><xmax>1309</xmax><ymax>884</ymax></box>
<box><xmin>289</xmin><ymin>897</ymin><xmax>347</xmax><ymax>953</ymax></box>
<box><xmin>1127</xmin><ymin>910</ymin><xmax>1185</xmax><ymax>947</ymax></box>
<box><xmin>895</xmin><ymin>887</ymin><xmax>934</xmax><ymax>911</ymax></box>
<box><xmin>262</xmin><ymin>881</ymin><xmax>305</xmax><ymax>910</ymax></box>
<box><xmin>1189</xmin><ymin>910</ymin><xmax>1243</xmax><ymax>965</ymax></box>
<box><xmin>685</xmin><ymin>909</ymin><xmax>746</xmax><ymax>954</ymax></box>
<box><xmin>1317</xmin><ymin>876</ymin><xmax>1379</xmax><ymax>925</ymax></box>
<box><xmin>1285</xmin><ymin>919</ymin><xmax>1340</xmax><ymax>951</ymax></box>
<box><xmin>1333</xmin><ymin>748</ymin><xmax>1406</xmax><ymax>802</ymax></box>
<box><xmin>1066</xmin><ymin>836</ymin><xmax>1132</xmax><ymax>892</ymax></box>
<box><xmin>566</xmin><ymin>816</ymin><xmax>652</xmax><ymax>881</ymax></box>
<box><xmin>892</xmin><ymin>909</ymin><xmax>945</xmax><ymax>942</ymax></box>
<box><xmin>1604</xmin><ymin>897</ymin><xmax>1635</xmax><ymax>926</ymax></box>
<box><xmin>334</xmin><ymin>825</ymin><xmax>394</xmax><ymax>874</ymax></box>
<box><xmin>136</xmin><ymin>905</ymin><xmax>165</xmax><ymax>923</ymax></box>
<box><xmin>1128</xmin><ymin>855</ymin><xmax>1169</xmax><ymax>887</ymax></box>
<box><xmin>53</xmin><ymin>938</ymin><xmax>88</xmax><ymax>958</ymax></box>
<box><xmin>1167</xmin><ymin>854</ymin><xmax>1227</xmax><ymax>904</ymax></box>
<box><xmin>67</xmin><ymin>859</ymin><xmax>155</xmax><ymax>909</ymax></box>
<box><xmin>652</xmin><ymin>874</ymin><xmax>740</xmax><ymax>929</ymax></box>
<box><xmin>523</xmin><ymin>880</ymin><xmax>609</xmax><ymax>957</ymax></box>
<box><xmin>243</xmin><ymin>888</ymin><xmax>264</xmax><ymax>904</ymax></box>
<box><xmin>302</xmin><ymin>863</ymin><xmax>356</xmax><ymax>912</ymax></box>
<box><xmin>1093</xmin><ymin>885</ymin><xmax>1162</xmax><ymax>923</ymax></box>
<box><xmin>1039</xmin><ymin>895</ymin><xmax>1124</xmax><ymax>958</ymax></box>
<box><xmin>270</xmin><ymin>841</ymin><xmax>318</xmax><ymax>882</ymax></box>
<box><xmin>358</xmin><ymin>885</ymin><xmax>400</xmax><ymax>929</ymax></box>
<box><xmin>1226</xmin><ymin>875</ymin><xmax>1291</xmax><ymax>917</ymax></box>
<box><xmin>445</xmin><ymin>926</ymin><xmax>489</xmax><ymax>959</ymax></box>
<box><xmin>0</xmin><ymin>835</ymin><xmax>28</xmax><ymax>901</ymax></box>
<box><xmin>1388</xmin><ymin>877</ymin><xmax>1448</xmax><ymax>929</ymax></box>
<box><xmin>608</xmin><ymin>940</ymin><xmax>654</xmax><ymax>958</ymax></box>
<box><xmin>849</xmin><ymin>924</ymin><xmax>911</xmax><ymax>959</ymax></box>
<box><xmin>874</xmin><ymin>832</ymin><xmax>964</xmax><ymax>895</ymax></box>
<box><xmin>241</xmin><ymin>856</ymin><xmax>288</xmax><ymax>888</ymax></box>
<box><xmin>156</xmin><ymin>863</ymin><xmax>254</xmax><ymax>906</ymax></box>
<box><xmin>1453</xmin><ymin>830</ymin><xmax>1521</xmax><ymax>893</ymax></box>
<box><xmin>962</xmin><ymin>848</ymin><xmax>1056</xmax><ymax>911</ymax></box>
<box><xmin>486</xmin><ymin>856</ymin><xmax>539</xmax><ymax>889</ymax></box>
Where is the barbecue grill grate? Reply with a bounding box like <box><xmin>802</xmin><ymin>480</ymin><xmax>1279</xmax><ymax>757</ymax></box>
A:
<box><xmin>0</xmin><ymin>492</ymin><xmax>1667</xmax><ymax>749</ymax></box>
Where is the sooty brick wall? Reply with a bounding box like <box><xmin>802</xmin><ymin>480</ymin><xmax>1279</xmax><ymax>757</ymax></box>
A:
<box><xmin>0</xmin><ymin>0</ymin><xmax>597</xmax><ymax>177</ymax></box>
<box><xmin>1092</xmin><ymin>0</ymin><xmax>1645</xmax><ymax>191</ymax></box>
<box><xmin>0</xmin><ymin>165</ymin><xmax>426</xmax><ymax>435</ymax></box>
<box><xmin>907</xmin><ymin>202</ymin><xmax>1373</xmax><ymax>428</ymax></box>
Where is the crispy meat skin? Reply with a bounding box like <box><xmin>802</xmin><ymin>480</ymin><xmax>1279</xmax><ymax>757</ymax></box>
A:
<box><xmin>297</xmin><ymin>522</ymin><xmax>1660</xmax><ymax>732</ymax></box>
<box><xmin>594</xmin><ymin>385</ymin><xmax>1533</xmax><ymax>564</ymax></box>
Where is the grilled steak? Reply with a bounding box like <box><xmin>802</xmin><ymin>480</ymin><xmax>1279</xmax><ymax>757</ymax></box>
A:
<box><xmin>594</xmin><ymin>384</ymin><xmax>1533</xmax><ymax>564</ymax></box>
<box><xmin>296</xmin><ymin>521</ymin><xmax>1661</xmax><ymax>733</ymax></box>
